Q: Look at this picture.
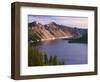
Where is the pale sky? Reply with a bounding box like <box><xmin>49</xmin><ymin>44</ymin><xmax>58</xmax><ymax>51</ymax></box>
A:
<box><xmin>28</xmin><ymin>15</ymin><xmax>88</xmax><ymax>29</ymax></box>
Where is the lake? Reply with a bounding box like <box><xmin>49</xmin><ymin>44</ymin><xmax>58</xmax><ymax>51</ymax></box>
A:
<box><xmin>35</xmin><ymin>39</ymin><xmax>88</xmax><ymax>65</ymax></box>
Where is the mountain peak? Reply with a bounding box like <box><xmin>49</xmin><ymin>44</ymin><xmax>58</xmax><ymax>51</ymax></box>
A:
<box><xmin>28</xmin><ymin>21</ymin><xmax>44</xmax><ymax>27</ymax></box>
<box><xmin>50</xmin><ymin>22</ymin><xmax>57</xmax><ymax>26</ymax></box>
<box><xmin>28</xmin><ymin>21</ymin><xmax>37</xmax><ymax>27</ymax></box>
<box><xmin>35</xmin><ymin>21</ymin><xmax>44</xmax><ymax>25</ymax></box>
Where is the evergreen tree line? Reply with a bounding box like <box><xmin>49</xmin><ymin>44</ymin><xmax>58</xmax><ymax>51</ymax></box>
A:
<box><xmin>28</xmin><ymin>44</ymin><xmax>65</xmax><ymax>66</ymax></box>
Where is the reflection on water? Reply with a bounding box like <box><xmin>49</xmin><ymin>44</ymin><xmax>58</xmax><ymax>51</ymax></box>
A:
<box><xmin>34</xmin><ymin>39</ymin><xmax>88</xmax><ymax>65</ymax></box>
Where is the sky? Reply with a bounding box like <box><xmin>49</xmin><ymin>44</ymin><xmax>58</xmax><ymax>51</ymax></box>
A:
<box><xmin>28</xmin><ymin>15</ymin><xmax>88</xmax><ymax>29</ymax></box>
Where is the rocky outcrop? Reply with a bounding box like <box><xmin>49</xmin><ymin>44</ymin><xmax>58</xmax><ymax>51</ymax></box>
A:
<box><xmin>28</xmin><ymin>21</ymin><xmax>87</xmax><ymax>42</ymax></box>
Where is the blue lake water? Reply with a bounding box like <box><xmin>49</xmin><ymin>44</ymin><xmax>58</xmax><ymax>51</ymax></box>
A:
<box><xmin>35</xmin><ymin>39</ymin><xmax>88</xmax><ymax>65</ymax></box>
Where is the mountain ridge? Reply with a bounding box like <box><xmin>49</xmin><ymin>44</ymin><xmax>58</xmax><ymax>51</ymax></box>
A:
<box><xmin>28</xmin><ymin>21</ymin><xmax>87</xmax><ymax>42</ymax></box>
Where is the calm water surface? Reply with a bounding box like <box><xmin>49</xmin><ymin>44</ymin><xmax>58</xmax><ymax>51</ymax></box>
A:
<box><xmin>35</xmin><ymin>39</ymin><xmax>87</xmax><ymax>65</ymax></box>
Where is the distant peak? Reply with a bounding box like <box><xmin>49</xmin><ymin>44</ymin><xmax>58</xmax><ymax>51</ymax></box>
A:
<box><xmin>30</xmin><ymin>21</ymin><xmax>44</xmax><ymax>24</ymax></box>
<box><xmin>28</xmin><ymin>21</ymin><xmax>44</xmax><ymax>27</ymax></box>
<box><xmin>36</xmin><ymin>20</ymin><xmax>44</xmax><ymax>25</ymax></box>
<box><xmin>50</xmin><ymin>22</ymin><xmax>57</xmax><ymax>25</ymax></box>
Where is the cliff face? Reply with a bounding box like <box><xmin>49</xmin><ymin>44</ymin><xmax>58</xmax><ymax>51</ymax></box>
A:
<box><xmin>28</xmin><ymin>21</ymin><xmax>87</xmax><ymax>42</ymax></box>
<box><xmin>45</xmin><ymin>22</ymin><xmax>72</xmax><ymax>38</ymax></box>
<box><xmin>28</xmin><ymin>21</ymin><xmax>55</xmax><ymax>41</ymax></box>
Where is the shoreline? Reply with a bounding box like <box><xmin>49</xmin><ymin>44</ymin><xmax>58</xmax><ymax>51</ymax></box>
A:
<box><xmin>41</xmin><ymin>36</ymin><xmax>73</xmax><ymax>42</ymax></box>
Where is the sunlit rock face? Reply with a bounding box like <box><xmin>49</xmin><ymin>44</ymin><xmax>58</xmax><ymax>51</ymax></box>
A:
<box><xmin>28</xmin><ymin>21</ymin><xmax>87</xmax><ymax>41</ymax></box>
